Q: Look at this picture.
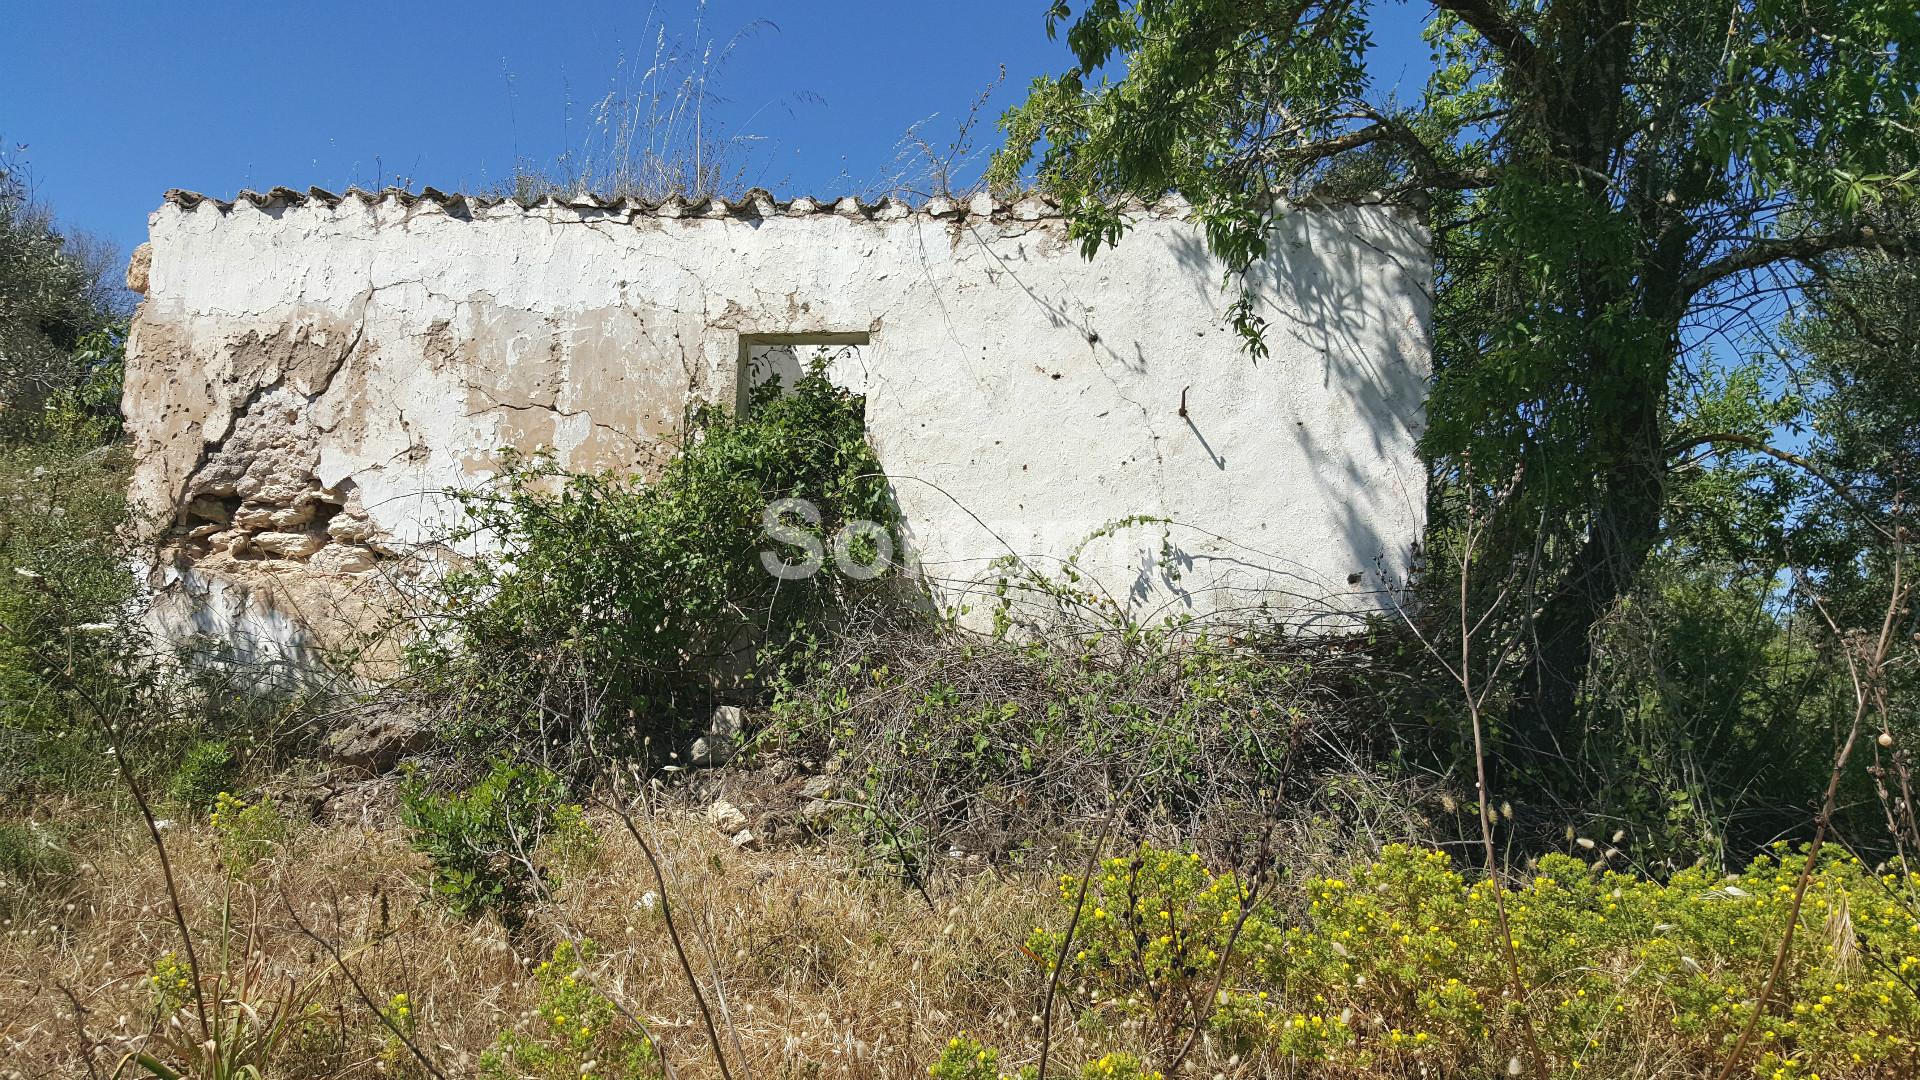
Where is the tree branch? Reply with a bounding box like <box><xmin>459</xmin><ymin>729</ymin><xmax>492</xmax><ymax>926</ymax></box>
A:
<box><xmin>1261</xmin><ymin>117</ymin><xmax>1500</xmax><ymax>195</ymax></box>
<box><xmin>1682</xmin><ymin>228</ymin><xmax>1918</xmax><ymax>298</ymax></box>
<box><xmin>1355</xmin><ymin>106</ymin><xmax>1504</xmax><ymax>192</ymax></box>
<box><xmin>1665</xmin><ymin>431</ymin><xmax>1893</xmax><ymax>539</ymax></box>
<box><xmin>1435</xmin><ymin>0</ymin><xmax>1539</xmax><ymax>71</ymax></box>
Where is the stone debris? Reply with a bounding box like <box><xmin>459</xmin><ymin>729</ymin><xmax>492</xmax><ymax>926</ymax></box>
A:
<box><xmin>798</xmin><ymin>775</ymin><xmax>838</xmax><ymax>830</ymax></box>
<box><xmin>325</xmin><ymin>713</ymin><xmax>430</xmax><ymax>775</ymax></box>
<box><xmin>706</xmin><ymin>800</ymin><xmax>749</xmax><ymax>834</ymax></box>
<box><xmin>689</xmin><ymin>705</ymin><xmax>745</xmax><ymax>767</ymax></box>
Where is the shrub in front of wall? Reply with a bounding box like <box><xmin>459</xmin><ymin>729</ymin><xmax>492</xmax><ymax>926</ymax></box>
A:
<box><xmin>765</xmin><ymin>617</ymin><xmax>1402</xmax><ymax>865</ymax></box>
<box><xmin>167</xmin><ymin>739</ymin><xmax>237</xmax><ymax>813</ymax></box>
<box><xmin>411</xmin><ymin>366</ymin><xmax>898</xmax><ymax>768</ymax></box>
<box><xmin>399</xmin><ymin>760</ymin><xmax>594</xmax><ymax>928</ymax></box>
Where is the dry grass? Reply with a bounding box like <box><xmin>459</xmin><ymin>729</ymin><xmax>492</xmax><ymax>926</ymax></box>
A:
<box><xmin>0</xmin><ymin>795</ymin><xmax>1173</xmax><ymax>1079</ymax></box>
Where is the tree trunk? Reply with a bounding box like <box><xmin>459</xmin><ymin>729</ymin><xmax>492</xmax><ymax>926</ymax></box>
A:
<box><xmin>1502</xmin><ymin>370</ymin><xmax>1666</xmax><ymax>774</ymax></box>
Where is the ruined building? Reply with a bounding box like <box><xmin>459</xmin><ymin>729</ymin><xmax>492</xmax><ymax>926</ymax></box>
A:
<box><xmin>122</xmin><ymin>186</ymin><xmax>1431</xmax><ymax>669</ymax></box>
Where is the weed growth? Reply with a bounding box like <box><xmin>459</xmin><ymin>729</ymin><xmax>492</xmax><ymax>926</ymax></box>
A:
<box><xmin>399</xmin><ymin>760</ymin><xmax>597</xmax><ymax>928</ymax></box>
<box><xmin>768</xmin><ymin>612</ymin><xmax>1412</xmax><ymax>862</ymax></box>
<box><xmin>208</xmin><ymin>791</ymin><xmax>291</xmax><ymax>874</ymax></box>
<box><xmin>167</xmin><ymin>740</ymin><xmax>237</xmax><ymax>813</ymax></box>
<box><xmin>480</xmin><ymin>939</ymin><xmax>660</xmax><ymax>1080</ymax></box>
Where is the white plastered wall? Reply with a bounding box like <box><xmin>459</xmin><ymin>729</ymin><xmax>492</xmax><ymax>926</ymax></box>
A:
<box><xmin>123</xmin><ymin>190</ymin><xmax>1431</xmax><ymax>665</ymax></box>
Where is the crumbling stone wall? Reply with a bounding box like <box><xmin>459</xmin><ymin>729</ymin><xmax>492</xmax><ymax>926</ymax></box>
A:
<box><xmin>123</xmin><ymin>186</ymin><xmax>1432</xmax><ymax>669</ymax></box>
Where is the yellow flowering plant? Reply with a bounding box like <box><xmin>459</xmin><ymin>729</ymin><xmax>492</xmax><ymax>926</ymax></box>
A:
<box><xmin>1076</xmin><ymin>1051</ymin><xmax>1162</xmax><ymax>1080</ymax></box>
<box><xmin>967</xmin><ymin>842</ymin><xmax>1920</xmax><ymax>1078</ymax></box>
<box><xmin>147</xmin><ymin>950</ymin><xmax>195</xmax><ymax>1013</ymax></box>
<box><xmin>1025</xmin><ymin>845</ymin><xmax>1284</xmax><ymax>1034</ymax></box>
<box><xmin>1273</xmin><ymin>845</ymin><xmax>1920</xmax><ymax>1076</ymax></box>
<box><xmin>208</xmin><ymin>790</ymin><xmax>289</xmax><ymax>874</ymax></box>
<box><xmin>479</xmin><ymin>939</ymin><xmax>658</xmax><ymax>1080</ymax></box>
<box><xmin>379</xmin><ymin>991</ymin><xmax>423</xmax><ymax>1076</ymax></box>
<box><xmin>927</xmin><ymin>1033</ymin><xmax>1037</xmax><ymax>1080</ymax></box>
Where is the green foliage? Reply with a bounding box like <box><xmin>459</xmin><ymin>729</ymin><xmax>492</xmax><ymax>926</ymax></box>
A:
<box><xmin>1577</xmin><ymin>561</ymin><xmax>1876</xmax><ymax>865</ymax></box>
<box><xmin>479</xmin><ymin>939</ymin><xmax>660</xmax><ymax>1080</ymax></box>
<box><xmin>399</xmin><ymin>760</ymin><xmax>593</xmax><ymax>927</ymax></box>
<box><xmin>168</xmin><ymin>740</ymin><xmax>238</xmax><ymax>813</ymax></box>
<box><xmin>1782</xmin><ymin>201</ymin><xmax>1920</xmax><ymax>626</ymax></box>
<box><xmin>411</xmin><ymin>367</ymin><xmax>897</xmax><ymax>767</ymax></box>
<box><xmin>989</xmin><ymin>0</ymin><xmax>1373</xmax><ymax>352</ymax></box>
<box><xmin>0</xmin><ymin>434</ymin><xmax>143</xmax><ymax>792</ymax></box>
<box><xmin>1011</xmin><ymin>842</ymin><xmax>1920</xmax><ymax>1077</ymax></box>
<box><xmin>0</xmin><ymin>152</ymin><xmax>124</xmax><ymax>443</ymax></box>
<box><xmin>0</xmin><ymin>147</ymin><xmax>143</xmax><ymax>799</ymax></box>
<box><xmin>44</xmin><ymin>321</ymin><xmax>127</xmax><ymax>442</ymax></box>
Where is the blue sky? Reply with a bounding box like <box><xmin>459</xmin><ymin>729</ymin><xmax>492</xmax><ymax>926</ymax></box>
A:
<box><xmin>4</xmin><ymin>1</ymin><xmax>1439</xmax><ymax>260</ymax></box>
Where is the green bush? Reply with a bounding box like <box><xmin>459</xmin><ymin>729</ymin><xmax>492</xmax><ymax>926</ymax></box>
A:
<box><xmin>411</xmin><ymin>366</ymin><xmax>897</xmax><ymax>768</ymax></box>
<box><xmin>399</xmin><ymin>760</ymin><xmax>594</xmax><ymax>928</ymax></box>
<box><xmin>0</xmin><ymin>435</ymin><xmax>144</xmax><ymax>791</ymax></box>
<box><xmin>1571</xmin><ymin>556</ymin><xmax>1900</xmax><ymax>870</ymax></box>
<box><xmin>1000</xmin><ymin>842</ymin><xmax>1920</xmax><ymax>1078</ymax></box>
<box><xmin>479</xmin><ymin>939</ymin><xmax>659</xmax><ymax>1080</ymax></box>
<box><xmin>0</xmin><ymin>157</ymin><xmax>125</xmax><ymax>444</ymax></box>
<box><xmin>167</xmin><ymin>739</ymin><xmax>237</xmax><ymax>813</ymax></box>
